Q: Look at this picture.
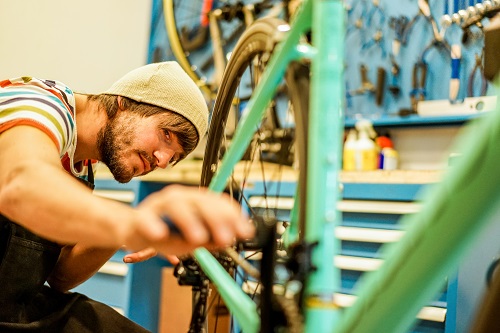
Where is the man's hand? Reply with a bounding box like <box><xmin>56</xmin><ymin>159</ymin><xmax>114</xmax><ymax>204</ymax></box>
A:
<box><xmin>123</xmin><ymin>247</ymin><xmax>158</xmax><ymax>263</ymax></box>
<box><xmin>123</xmin><ymin>248</ymin><xmax>180</xmax><ymax>265</ymax></box>
<box><xmin>128</xmin><ymin>185</ymin><xmax>255</xmax><ymax>258</ymax></box>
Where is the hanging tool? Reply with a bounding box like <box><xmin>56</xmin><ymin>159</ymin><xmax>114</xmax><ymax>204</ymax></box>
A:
<box><xmin>366</xmin><ymin>0</ymin><xmax>386</xmax><ymax>27</ymax></box>
<box><xmin>346</xmin><ymin>0</ymin><xmax>368</xmax><ymax>37</ymax></box>
<box><xmin>418</xmin><ymin>0</ymin><xmax>445</xmax><ymax>42</ymax></box>
<box><xmin>460</xmin><ymin>1</ymin><xmax>496</xmax><ymax>44</ymax></box>
<box><xmin>389</xmin><ymin>15</ymin><xmax>409</xmax><ymax>53</ymax></box>
<box><xmin>406</xmin><ymin>3</ymin><xmax>452</xmax><ymax>111</ymax></box>
<box><xmin>348</xmin><ymin>64</ymin><xmax>385</xmax><ymax>107</ymax></box>
<box><xmin>361</xmin><ymin>29</ymin><xmax>387</xmax><ymax>57</ymax></box>
<box><xmin>387</xmin><ymin>15</ymin><xmax>408</xmax><ymax>98</ymax></box>
<box><xmin>375</xmin><ymin>67</ymin><xmax>386</xmax><ymax>106</ymax></box>
<box><xmin>401</xmin><ymin>0</ymin><xmax>448</xmax><ymax>49</ymax></box>
<box><xmin>468</xmin><ymin>52</ymin><xmax>488</xmax><ymax>97</ymax></box>
<box><xmin>361</xmin><ymin>0</ymin><xmax>387</xmax><ymax>57</ymax></box>
<box><xmin>408</xmin><ymin>35</ymin><xmax>450</xmax><ymax>113</ymax></box>
<box><xmin>388</xmin><ymin>56</ymin><xmax>401</xmax><ymax>97</ymax></box>
<box><xmin>349</xmin><ymin>64</ymin><xmax>376</xmax><ymax>98</ymax></box>
<box><xmin>410</xmin><ymin>61</ymin><xmax>427</xmax><ymax>112</ymax></box>
<box><xmin>449</xmin><ymin>44</ymin><xmax>462</xmax><ymax>101</ymax></box>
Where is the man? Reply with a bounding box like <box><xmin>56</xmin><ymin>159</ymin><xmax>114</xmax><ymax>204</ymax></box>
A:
<box><xmin>0</xmin><ymin>62</ymin><xmax>254</xmax><ymax>332</ymax></box>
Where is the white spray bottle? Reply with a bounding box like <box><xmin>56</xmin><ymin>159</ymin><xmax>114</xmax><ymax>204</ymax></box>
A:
<box><xmin>354</xmin><ymin>119</ymin><xmax>378</xmax><ymax>171</ymax></box>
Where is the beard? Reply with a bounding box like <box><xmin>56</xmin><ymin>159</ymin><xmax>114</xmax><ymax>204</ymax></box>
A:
<box><xmin>96</xmin><ymin>119</ymin><xmax>135</xmax><ymax>183</ymax></box>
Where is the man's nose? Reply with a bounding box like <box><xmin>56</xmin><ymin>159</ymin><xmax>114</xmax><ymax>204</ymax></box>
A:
<box><xmin>154</xmin><ymin>150</ymin><xmax>173</xmax><ymax>169</ymax></box>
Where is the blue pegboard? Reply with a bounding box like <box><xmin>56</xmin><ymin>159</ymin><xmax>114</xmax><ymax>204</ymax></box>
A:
<box><xmin>344</xmin><ymin>0</ymin><xmax>491</xmax><ymax>120</ymax></box>
<box><xmin>148</xmin><ymin>0</ymin><xmax>493</xmax><ymax>125</ymax></box>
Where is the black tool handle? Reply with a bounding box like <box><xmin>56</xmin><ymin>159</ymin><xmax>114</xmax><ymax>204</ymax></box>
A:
<box><xmin>162</xmin><ymin>216</ymin><xmax>181</xmax><ymax>236</ymax></box>
<box><xmin>375</xmin><ymin>67</ymin><xmax>386</xmax><ymax>106</ymax></box>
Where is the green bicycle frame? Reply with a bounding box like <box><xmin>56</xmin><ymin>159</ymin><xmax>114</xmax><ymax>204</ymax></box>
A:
<box><xmin>194</xmin><ymin>0</ymin><xmax>345</xmax><ymax>332</ymax></box>
<box><xmin>194</xmin><ymin>0</ymin><xmax>500</xmax><ymax>331</ymax></box>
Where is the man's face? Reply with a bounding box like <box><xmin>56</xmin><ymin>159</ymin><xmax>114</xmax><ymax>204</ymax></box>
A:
<box><xmin>97</xmin><ymin>112</ymin><xmax>185</xmax><ymax>183</ymax></box>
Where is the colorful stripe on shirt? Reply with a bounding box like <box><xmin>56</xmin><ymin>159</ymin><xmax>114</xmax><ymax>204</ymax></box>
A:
<box><xmin>0</xmin><ymin>77</ymin><xmax>76</xmax><ymax>157</ymax></box>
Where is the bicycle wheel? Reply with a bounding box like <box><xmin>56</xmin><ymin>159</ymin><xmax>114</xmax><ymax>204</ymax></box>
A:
<box><xmin>200</xmin><ymin>16</ymin><xmax>310</xmax><ymax>333</ymax></box>
<box><xmin>164</xmin><ymin>0</ymin><xmax>249</xmax><ymax>99</ymax></box>
<box><xmin>164</xmin><ymin>0</ymin><xmax>289</xmax><ymax>102</ymax></box>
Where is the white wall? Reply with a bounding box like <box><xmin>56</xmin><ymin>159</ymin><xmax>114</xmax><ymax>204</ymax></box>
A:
<box><xmin>0</xmin><ymin>0</ymin><xmax>152</xmax><ymax>94</ymax></box>
<box><xmin>391</xmin><ymin>126</ymin><xmax>463</xmax><ymax>170</ymax></box>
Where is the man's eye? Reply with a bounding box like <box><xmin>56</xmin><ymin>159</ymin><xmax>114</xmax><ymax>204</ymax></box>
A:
<box><xmin>163</xmin><ymin>129</ymin><xmax>171</xmax><ymax>140</ymax></box>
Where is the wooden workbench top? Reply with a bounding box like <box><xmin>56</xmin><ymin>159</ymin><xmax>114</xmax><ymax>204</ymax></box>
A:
<box><xmin>94</xmin><ymin>159</ymin><xmax>443</xmax><ymax>185</ymax></box>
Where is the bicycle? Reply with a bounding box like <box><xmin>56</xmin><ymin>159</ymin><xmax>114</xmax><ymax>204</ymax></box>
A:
<box><xmin>171</xmin><ymin>0</ymin><xmax>500</xmax><ymax>332</ymax></box>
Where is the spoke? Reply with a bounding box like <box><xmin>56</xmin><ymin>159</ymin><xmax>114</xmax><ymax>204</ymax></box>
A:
<box><xmin>258</xmin><ymin>150</ymin><xmax>270</xmax><ymax>212</ymax></box>
<box><xmin>225</xmin><ymin>247</ymin><xmax>261</xmax><ymax>279</ymax></box>
<box><xmin>174</xmin><ymin>0</ymin><xmax>204</xmax><ymax>31</ymax></box>
<box><xmin>230</xmin><ymin>177</ymin><xmax>259</xmax><ymax>218</ymax></box>
<box><xmin>212</xmin><ymin>295</ymin><xmax>221</xmax><ymax>333</ymax></box>
<box><xmin>233</xmin><ymin>269</ymin><xmax>260</xmax><ymax>302</ymax></box>
<box><xmin>244</xmin><ymin>251</ymin><xmax>262</xmax><ymax>261</ymax></box>
<box><xmin>205</xmin><ymin>288</ymin><xmax>218</xmax><ymax>327</ymax></box>
<box><xmin>251</xmin><ymin>282</ymin><xmax>261</xmax><ymax>300</ymax></box>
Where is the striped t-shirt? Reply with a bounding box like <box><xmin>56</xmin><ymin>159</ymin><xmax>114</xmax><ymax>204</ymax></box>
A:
<box><xmin>0</xmin><ymin>76</ymin><xmax>82</xmax><ymax>176</ymax></box>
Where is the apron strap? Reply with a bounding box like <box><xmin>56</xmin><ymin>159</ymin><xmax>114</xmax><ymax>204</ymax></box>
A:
<box><xmin>86</xmin><ymin>160</ymin><xmax>95</xmax><ymax>191</ymax></box>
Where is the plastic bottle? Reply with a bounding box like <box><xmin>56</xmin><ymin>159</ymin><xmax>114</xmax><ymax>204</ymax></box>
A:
<box><xmin>343</xmin><ymin>130</ymin><xmax>357</xmax><ymax>171</ymax></box>
<box><xmin>375</xmin><ymin>132</ymin><xmax>393</xmax><ymax>150</ymax></box>
<box><xmin>380</xmin><ymin>147</ymin><xmax>399</xmax><ymax>170</ymax></box>
<box><xmin>354</xmin><ymin>120</ymin><xmax>378</xmax><ymax>170</ymax></box>
<box><xmin>375</xmin><ymin>132</ymin><xmax>394</xmax><ymax>169</ymax></box>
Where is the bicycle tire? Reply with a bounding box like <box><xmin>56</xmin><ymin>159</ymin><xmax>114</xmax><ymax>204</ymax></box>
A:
<box><xmin>200</xmin><ymin>16</ymin><xmax>310</xmax><ymax>332</ymax></box>
<box><xmin>201</xmin><ymin>16</ymin><xmax>308</xmax><ymax>185</ymax></box>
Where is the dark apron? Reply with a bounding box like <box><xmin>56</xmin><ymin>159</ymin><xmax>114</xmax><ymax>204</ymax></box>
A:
<box><xmin>0</xmin><ymin>163</ymin><xmax>150</xmax><ymax>333</ymax></box>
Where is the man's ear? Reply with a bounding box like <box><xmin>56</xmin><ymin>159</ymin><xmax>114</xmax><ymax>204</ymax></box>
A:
<box><xmin>117</xmin><ymin>96</ymin><xmax>126</xmax><ymax>110</ymax></box>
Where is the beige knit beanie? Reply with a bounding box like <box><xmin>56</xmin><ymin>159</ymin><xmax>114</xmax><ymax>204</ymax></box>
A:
<box><xmin>104</xmin><ymin>61</ymin><xmax>208</xmax><ymax>145</ymax></box>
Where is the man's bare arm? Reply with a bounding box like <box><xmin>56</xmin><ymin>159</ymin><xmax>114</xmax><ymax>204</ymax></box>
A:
<box><xmin>47</xmin><ymin>244</ymin><xmax>118</xmax><ymax>292</ymax></box>
<box><xmin>48</xmin><ymin>245</ymin><xmax>159</xmax><ymax>292</ymax></box>
<box><xmin>0</xmin><ymin>125</ymin><xmax>168</xmax><ymax>248</ymax></box>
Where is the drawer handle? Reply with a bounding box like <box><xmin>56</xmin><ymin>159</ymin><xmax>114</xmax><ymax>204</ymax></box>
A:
<box><xmin>334</xmin><ymin>293</ymin><xmax>446</xmax><ymax>322</ymax></box>
<box><xmin>334</xmin><ymin>255</ymin><xmax>383</xmax><ymax>271</ymax></box>
<box><xmin>338</xmin><ymin>200</ymin><xmax>421</xmax><ymax>214</ymax></box>
<box><xmin>335</xmin><ymin>226</ymin><xmax>404</xmax><ymax>243</ymax></box>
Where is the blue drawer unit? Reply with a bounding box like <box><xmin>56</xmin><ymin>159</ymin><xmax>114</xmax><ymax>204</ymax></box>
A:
<box><xmin>73</xmin><ymin>250</ymin><xmax>132</xmax><ymax>314</ymax></box>
<box><xmin>243</xmin><ymin>176</ymin><xmax>500</xmax><ymax>333</ymax></box>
